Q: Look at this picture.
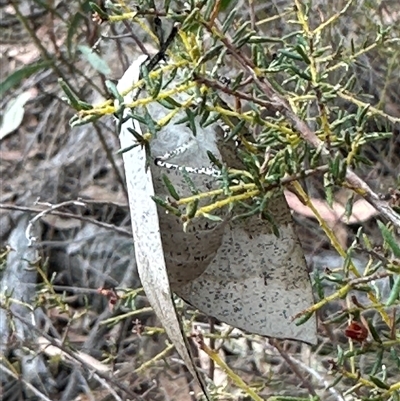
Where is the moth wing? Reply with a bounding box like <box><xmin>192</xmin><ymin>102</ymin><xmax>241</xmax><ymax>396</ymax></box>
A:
<box><xmin>177</xmin><ymin>193</ymin><xmax>317</xmax><ymax>344</ymax></box>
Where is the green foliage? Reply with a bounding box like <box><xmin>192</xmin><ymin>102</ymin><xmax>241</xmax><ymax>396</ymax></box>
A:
<box><xmin>3</xmin><ymin>0</ymin><xmax>400</xmax><ymax>399</ymax></box>
<box><xmin>65</xmin><ymin>1</ymin><xmax>400</xmax><ymax>398</ymax></box>
<box><xmin>0</xmin><ymin>61</ymin><xmax>52</xmax><ymax>97</ymax></box>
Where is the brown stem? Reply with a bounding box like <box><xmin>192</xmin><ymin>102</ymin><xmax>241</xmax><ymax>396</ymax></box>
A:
<box><xmin>271</xmin><ymin>339</ymin><xmax>318</xmax><ymax>397</ymax></box>
<box><xmin>203</xmin><ymin>20</ymin><xmax>400</xmax><ymax>230</ymax></box>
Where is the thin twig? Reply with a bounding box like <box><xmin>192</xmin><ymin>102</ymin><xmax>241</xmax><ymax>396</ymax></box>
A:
<box><xmin>5</xmin><ymin>310</ymin><xmax>145</xmax><ymax>401</ymax></box>
<box><xmin>92</xmin><ymin>372</ymin><xmax>123</xmax><ymax>401</ymax></box>
<box><xmin>93</xmin><ymin>123</ymin><xmax>130</xmax><ymax>201</ymax></box>
<box><xmin>0</xmin><ymin>363</ymin><xmax>53</xmax><ymax>401</ymax></box>
<box><xmin>0</xmin><ymin>203</ymin><xmax>132</xmax><ymax>237</ymax></box>
<box><xmin>208</xmin><ymin>318</ymin><xmax>216</xmax><ymax>380</ymax></box>
<box><xmin>25</xmin><ymin>200</ymin><xmax>86</xmax><ymax>245</ymax></box>
<box><xmin>204</xmin><ymin>20</ymin><xmax>400</xmax><ymax>231</ymax></box>
<box><xmin>175</xmin><ymin>166</ymin><xmax>329</xmax><ymax>206</ymax></box>
<box><xmin>267</xmin><ymin>341</ymin><xmax>345</xmax><ymax>401</ymax></box>
<box><xmin>270</xmin><ymin>339</ymin><xmax>318</xmax><ymax>397</ymax></box>
<box><xmin>134</xmin><ymin>343</ymin><xmax>175</xmax><ymax>374</ymax></box>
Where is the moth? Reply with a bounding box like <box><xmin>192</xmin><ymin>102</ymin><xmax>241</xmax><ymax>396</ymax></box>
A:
<box><xmin>116</xmin><ymin>55</ymin><xmax>317</xmax><ymax>393</ymax></box>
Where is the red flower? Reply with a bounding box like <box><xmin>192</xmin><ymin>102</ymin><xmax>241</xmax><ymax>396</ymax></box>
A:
<box><xmin>345</xmin><ymin>321</ymin><xmax>368</xmax><ymax>343</ymax></box>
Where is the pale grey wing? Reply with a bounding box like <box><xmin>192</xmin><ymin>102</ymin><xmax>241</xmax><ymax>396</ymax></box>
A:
<box><xmin>176</xmin><ymin>193</ymin><xmax>318</xmax><ymax>344</ymax></box>
<box><xmin>116</xmin><ymin>59</ymin><xmax>210</xmax><ymax>398</ymax></box>
<box><xmin>151</xmin><ymin>166</ymin><xmax>228</xmax><ymax>286</ymax></box>
<box><xmin>120</xmin><ymin>126</ymin><xmax>211</xmax><ymax>398</ymax></box>
<box><xmin>145</xmin><ymin>100</ymin><xmax>229</xmax><ymax>287</ymax></box>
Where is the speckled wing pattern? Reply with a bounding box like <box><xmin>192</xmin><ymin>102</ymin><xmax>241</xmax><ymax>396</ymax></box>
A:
<box><xmin>118</xmin><ymin>57</ymin><xmax>317</xmax><ymax>379</ymax></box>
<box><xmin>147</xmin><ymin>105</ymin><xmax>317</xmax><ymax>343</ymax></box>
<box><xmin>116</xmin><ymin>57</ymin><xmax>210</xmax><ymax>398</ymax></box>
<box><xmin>149</xmin><ymin>117</ymin><xmax>229</xmax><ymax>287</ymax></box>
<box><xmin>175</xmin><ymin>124</ymin><xmax>317</xmax><ymax>343</ymax></box>
<box><xmin>177</xmin><ymin>198</ymin><xmax>317</xmax><ymax>343</ymax></box>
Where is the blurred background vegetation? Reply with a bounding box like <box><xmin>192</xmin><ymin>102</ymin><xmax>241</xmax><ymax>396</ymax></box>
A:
<box><xmin>1</xmin><ymin>1</ymin><xmax>400</xmax><ymax>400</ymax></box>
